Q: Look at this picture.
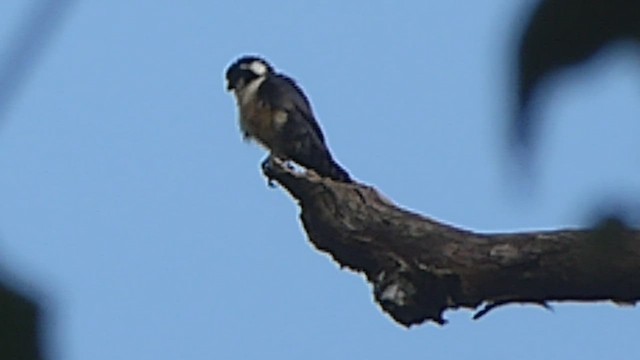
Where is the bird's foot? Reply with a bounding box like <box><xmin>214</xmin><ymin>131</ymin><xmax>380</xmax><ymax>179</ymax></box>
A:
<box><xmin>261</xmin><ymin>155</ymin><xmax>277</xmax><ymax>188</ymax></box>
<box><xmin>261</xmin><ymin>156</ymin><xmax>295</xmax><ymax>187</ymax></box>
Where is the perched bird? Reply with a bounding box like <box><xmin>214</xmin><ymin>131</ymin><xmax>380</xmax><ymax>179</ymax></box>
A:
<box><xmin>225</xmin><ymin>55</ymin><xmax>352</xmax><ymax>183</ymax></box>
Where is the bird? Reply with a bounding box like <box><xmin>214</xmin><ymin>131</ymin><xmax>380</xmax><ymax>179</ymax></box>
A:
<box><xmin>225</xmin><ymin>55</ymin><xmax>352</xmax><ymax>183</ymax></box>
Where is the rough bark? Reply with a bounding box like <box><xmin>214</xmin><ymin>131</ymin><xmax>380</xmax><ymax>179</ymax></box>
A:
<box><xmin>263</xmin><ymin>159</ymin><xmax>640</xmax><ymax>327</ymax></box>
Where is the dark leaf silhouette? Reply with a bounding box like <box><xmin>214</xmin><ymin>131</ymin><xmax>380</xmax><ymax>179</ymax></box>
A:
<box><xmin>0</xmin><ymin>278</ymin><xmax>43</xmax><ymax>360</ymax></box>
<box><xmin>514</xmin><ymin>0</ymin><xmax>640</xmax><ymax>151</ymax></box>
<box><xmin>0</xmin><ymin>1</ymin><xmax>76</xmax><ymax>358</ymax></box>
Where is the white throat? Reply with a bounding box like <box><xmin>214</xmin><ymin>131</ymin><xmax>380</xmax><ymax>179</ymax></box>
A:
<box><xmin>234</xmin><ymin>76</ymin><xmax>266</xmax><ymax>105</ymax></box>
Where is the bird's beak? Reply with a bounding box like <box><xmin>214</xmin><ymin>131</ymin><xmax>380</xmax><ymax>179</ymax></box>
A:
<box><xmin>226</xmin><ymin>82</ymin><xmax>233</xmax><ymax>91</ymax></box>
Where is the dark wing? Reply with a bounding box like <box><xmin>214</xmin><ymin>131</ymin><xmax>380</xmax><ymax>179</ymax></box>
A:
<box><xmin>258</xmin><ymin>73</ymin><xmax>352</xmax><ymax>182</ymax></box>
<box><xmin>257</xmin><ymin>74</ymin><xmax>326</xmax><ymax>144</ymax></box>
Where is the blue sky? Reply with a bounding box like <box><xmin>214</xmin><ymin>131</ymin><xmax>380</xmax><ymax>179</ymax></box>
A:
<box><xmin>1</xmin><ymin>1</ymin><xmax>640</xmax><ymax>359</ymax></box>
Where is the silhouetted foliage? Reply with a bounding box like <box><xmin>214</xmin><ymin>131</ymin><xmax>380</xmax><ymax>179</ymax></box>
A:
<box><xmin>0</xmin><ymin>0</ymin><xmax>75</xmax><ymax>124</ymax></box>
<box><xmin>0</xmin><ymin>279</ymin><xmax>42</xmax><ymax>360</ymax></box>
<box><xmin>514</xmin><ymin>0</ymin><xmax>640</xmax><ymax>151</ymax></box>
<box><xmin>0</xmin><ymin>0</ymin><xmax>76</xmax><ymax>358</ymax></box>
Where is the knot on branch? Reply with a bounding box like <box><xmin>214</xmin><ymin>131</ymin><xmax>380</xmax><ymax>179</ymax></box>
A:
<box><xmin>373</xmin><ymin>263</ymin><xmax>462</xmax><ymax>326</ymax></box>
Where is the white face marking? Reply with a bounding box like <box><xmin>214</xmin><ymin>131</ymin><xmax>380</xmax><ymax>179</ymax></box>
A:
<box><xmin>240</xmin><ymin>60</ymin><xmax>268</xmax><ymax>76</ymax></box>
<box><xmin>236</xmin><ymin>76</ymin><xmax>266</xmax><ymax>105</ymax></box>
<box><xmin>249</xmin><ymin>61</ymin><xmax>268</xmax><ymax>75</ymax></box>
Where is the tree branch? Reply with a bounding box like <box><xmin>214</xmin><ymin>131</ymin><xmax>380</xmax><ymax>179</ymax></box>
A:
<box><xmin>263</xmin><ymin>159</ymin><xmax>640</xmax><ymax>327</ymax></box>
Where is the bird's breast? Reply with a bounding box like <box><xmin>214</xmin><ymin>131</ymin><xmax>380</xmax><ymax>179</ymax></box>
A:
<box><xmin>234</xmin><ymin>77</ymin><xmax>290</xmax><ymax>155</ymax></box>
<box><xmin>239</xmin><ymin>100</ymin><xmax>282</xmax><ymax>151</ymax></box>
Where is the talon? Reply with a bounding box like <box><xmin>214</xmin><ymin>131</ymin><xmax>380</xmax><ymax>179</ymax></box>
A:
<box><xmin>261</xmin><ymin>155</ymin><xmax>277</xmax><ymax>188</ymax></box>
<box><xmin>261</xmin><ymin>155</ymin><xmax>274</xmax><ymax>172</ymax></box>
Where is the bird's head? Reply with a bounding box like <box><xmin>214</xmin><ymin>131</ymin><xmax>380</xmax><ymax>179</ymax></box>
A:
<box><xmin>225</xmin><ymin>55</ymin><xmax>273</xmax><ymax>92</ymax></box>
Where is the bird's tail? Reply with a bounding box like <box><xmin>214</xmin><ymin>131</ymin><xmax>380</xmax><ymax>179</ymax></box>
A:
<box><xmin>320</xmin><ymin>156</ymin><xmax>352</xmax><ymax>183</ymax></box>
<box><xmin>289</xmin><ymin>138</ymin><xmax>353</xmax><ymax>183</ymax></box>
